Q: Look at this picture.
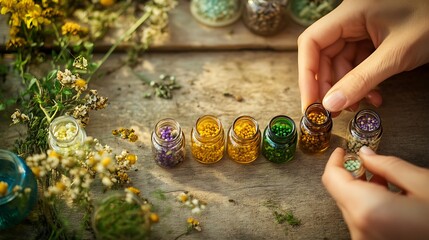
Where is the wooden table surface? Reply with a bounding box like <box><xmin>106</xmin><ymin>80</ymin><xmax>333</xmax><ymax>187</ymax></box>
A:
<box><xmin>1</xmin><ymin>1</ymin><xmax>429</xmax><ymax>240</ymax></box>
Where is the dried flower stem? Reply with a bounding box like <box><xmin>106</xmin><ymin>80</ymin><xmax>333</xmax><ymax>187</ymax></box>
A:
<box><xmin>88</xmin><ymin>11</ymin><xmax>152</xmax><ymax>82</ymax></box>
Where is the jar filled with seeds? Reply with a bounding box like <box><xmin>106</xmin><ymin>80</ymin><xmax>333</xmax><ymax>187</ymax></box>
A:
<box><xmin>190</xmin><ymin>0</ymin><xmax>242</xmax><ymax>27</ymax></box>
<box><xmin>191</xmin><ymin>115</ymin><xmax>225</xmax><ymax>164</ymax></box>
<box><xmin>299</xmin><ymin>103</ymin><xmax>332</xmax><ymax>153</ymax></box>
<box><xmin>242</xmin><ymin>0</ymin><xmax>289</xmax><ymax>36</ymax></box>
<box><xmin>227</xmin><ymin>116</ymin><xmax>261</xmax><ymax>164</ymax></box>
<box><xmin>151</xmin><ymin>118</ymin><xmax>186</xmax><ymax>168</ymax></box>
<box><xmin>288</xmin><ymin>0</ymin><xmax>340</xmax><ymax>27</ymax></box>
<box><xmin>48</xmin><ymin>115</ymin><xmax>87</xmax><ymax>154</ymax></box>
<box><xmin>346</xmin><ymin>109</ymin><xmax>382</xmax><ymax>153</ymax></box>
<box><xmin>262</xmin><ymin>115</ymin><xmax>297</xmax><ymax>163</ymax></box>
<box><xmin>343</xmin><ymin>153</ymin><xmax>365</xmax><ymax>180</ymax></box>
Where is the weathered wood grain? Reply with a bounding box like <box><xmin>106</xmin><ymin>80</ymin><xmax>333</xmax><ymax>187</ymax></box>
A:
<box><xmin>2</xmin><ymin>51</ymin><xmax>428</xmax><ymax>239</ymax></box>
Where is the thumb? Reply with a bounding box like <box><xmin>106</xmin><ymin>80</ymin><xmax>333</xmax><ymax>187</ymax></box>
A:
<box><xmin>358</xmin><ymin>146</ymin><xmax>429</xmax><ymax>197</ymax></box>
<box><xmin>322</xmin><ymin>40</ymin><xmax>402</xmax><ymax>112</ymax></box>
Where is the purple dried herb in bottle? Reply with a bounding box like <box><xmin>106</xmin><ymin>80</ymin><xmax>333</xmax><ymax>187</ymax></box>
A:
<box><xmin>151</xmin><ymin>118</ymin><xmax>186</xmax><ymax>168</ymax></box>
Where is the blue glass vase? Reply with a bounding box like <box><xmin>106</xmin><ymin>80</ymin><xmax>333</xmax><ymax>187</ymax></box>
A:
<box><xmin>0</xmin><ymin>149</ymin><xmax>38</xmax><ymax>230</ymax></box>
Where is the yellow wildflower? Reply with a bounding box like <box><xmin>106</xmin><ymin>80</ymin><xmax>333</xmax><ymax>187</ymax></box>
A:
<box><xmin>9</xmin><ymin>13</ymin><xmax>22</xmax><ymax>27</ymax></box>
<box><xmin>75</xmin><ymin>78</ymin><xmax>87</xmax><ymax>92</ymax></box>
<box><xmin>6</xmin><ymin>37</ymin><xmax>27</xmax><ymax>49</ymax></box>
<box><xmin>42</xmin><ymin>0</ymin><xmax>59</xmax><ymax>8</ymax></box>
<box><xmin>101</xmin><ymin>157</ymin><xmax>111</xmax><ymax>167</ymax></box>
<box><xmin>117</xmin><ymin>172</ymin><xmax>129</xmax><ymax>183</ymax></box>
<box><xmin>42</xmin><ymin>7</ymin><xmax>63</xmax><ymax>19</ymax></box>
<box><xmin>0</xmin><ymin>181</ymin><xmax>8</xmax><ymax>197</ymax></box>
<box><xmin>24</xmin><ymin>4</ymin><xmax>50</xmax><ymax>29</ymax></box>
<box><xmin>0</xmin><ymin>0</ymin><xmax>15</xmax><ymax>15</ymax></box>
<box><xmin>187</xmin><ymin>217</ymin><xmax>202</xmax><ymax>231</ymax></box>
<box><xmin>61</xmin><ymin>21</ymin><xmax>87</xmax><ymax>36</ymax></box>
<box><xmin>100</xmin><ymin>0</ymin><xmax>115</xmax><ymax>7</ymax></box>
<box><xmin>126</xmin><ymin>186</ymin><xmax>140</xmax><ymax>195</ymax></box>
<box><xmin>31</xmin><ymin>166</ymin><xmax>41</xmax><ymax>177</ymax></box>
<box><xmin>55</xmin><ymin>182</ymin><xmax>66</xmax><ymax>191</ymax></box>
<box><xmin>48</xmin><ymin>150</ymin><xmax>61</xmax><ymax>159</ymax></box>
<box><xmin>87</xmin><ymin>156</ymin><xmax>96</xmax><ymax>166</ymax></box>
<box><xmin>149</xmin><ymin>213</ymin><xmax>159</xmax><ymax>223</ymax></box>
<box><xmin>126</xmin><ymin>154</ymin><xmax>137</xmax><ymax>164</ymax></box>
<box><xmin>179</xmin><ymin>193</ymin><xmax>188</xmax><ymax>203</ymax></box>
<box><xmin>9</xmin><ymin>26</ymin><xmax>19</xmax><ymax>38</ymax></box>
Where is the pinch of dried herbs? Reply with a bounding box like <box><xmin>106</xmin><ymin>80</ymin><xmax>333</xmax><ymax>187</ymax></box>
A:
<box><xmin>274</xmin><ymin>211</ymin><xmax>301</xmax><ymax>227</ymax></box>
<box><xmin>176</xmin><ymin>191</ymin><xmax>207</xmax><ymax>214</ymax></box>
<box><xmin>134</xmin><ymin>72</ymin><xmax>181</xmax><ymax>99</ymax></box>
<box><xmin>112</xmin><ymin>127</ymin><xmax>139</xmax><ymax>142</ymax></box>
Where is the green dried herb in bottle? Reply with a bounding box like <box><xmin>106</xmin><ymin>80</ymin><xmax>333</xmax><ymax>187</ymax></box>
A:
<box><xmin>262</xmin><ymin>115</ymin><xmax>297</xmax><ymax>163</ymax></box>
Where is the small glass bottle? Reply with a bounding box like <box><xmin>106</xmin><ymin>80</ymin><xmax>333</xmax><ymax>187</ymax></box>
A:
<box><xmin>262</xmin><ymin>115</ymin><xmax>297</xmax><ymax>163</ymax></box>
<box><xmin>288</xmin><ymin>0</ymin><xmax>340</xmax><ymax>27</ymax></box>
<box><xmin>0</xmin><ymin>149</ymin><xmax>38</xmax><ymax>230</ymax></box>
<box><xmin>299</xmin><ymin>103</ymin><xmax>332</xmax><ymax>153</ymax></box>
<box><xmin>48</xmin><ymin>115</ymin><xmax>87</xmax><ymax>153</ymax></box>
<box><xmin>346</xmin><ymin>109</ymin><xmax>383</xmax><ymax>153</ymax></box>
<box><xmin>242</xmin><ymin>0</ymin><xmax>289</xmax><ymax>36</ymax></box>
<box><xmin>191</xmin><ymin>115</ymin><xmax>225</xmax><ymax>164</ymax></box>
<box><xmin>190</xmin><ymin>0</ymin><xmax>242</xmax><ymax>27</ymax></box>
<box><xmin>227</xmin><ymin>116</ymin><xmax>261</xmax><ymax>164</ymax></box>
<box><xmin>343</xmin><ymin>153</ymin><xmax>366</xmax><ymax>180</ymax></box>
<box><xmin>151</xmin><ymin>118</ymin><xmax>186</xmax><ymax>168</ymax></box>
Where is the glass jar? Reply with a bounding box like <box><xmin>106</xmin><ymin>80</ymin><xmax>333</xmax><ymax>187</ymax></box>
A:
<box><xmin>242</xmin><ymin>0</ymin><xmax>289</xmax><ymax>36</ymax></box>
<box><xmin>190</xmin><ymin>0</ymin><xmax>242</xmax><ymax>27</ymax></box>
<box><xmin>48</xmin><ymin>115</ymin><xmax>87</xmax><ymax>153</ymax></box>
<box><xmin>227</xmin><ymin>116</ymin><xmax>261</xmax><ymax>164</ymax></box>
<box><xmin>346</xmin><ymin>109</ymin><xmax>383</xmax><ymax>153</ymax></box>
<box><xmin>343</xmin><ymin>153</ymin><xmax>365</xmax><ymax>180</ymax></box>
<box><xmin>151</xmin><ymin>118</ymin><xmax>186</xmax><ymax>168</ymax></box>
<box><xmin>262</xmin><ymin>115</ymin><xmax>297</xmax><ymax>163</ymax></box>
<box><xmin>92</xmin><ymin>192</ymin><xmax>153</xmax><ymax>239</ymax></box>
<box><xmin>0</xmin><ymin>149</ymin><xmax>38</xmax><ymax>230</ymax></box>
<box><xmin>191</xmin><ymin>115</ymin><xmax>225</xmax><ymax>164</ymax></box>
<box><xmin>288</xmin><ymin>0</ymin><xmax>340</xmax><ymax>27</ymax></box>
<box><xmin>299</xmin><ymin>103</ymin><xmax>332</xmax><ymax>153</ymax></box>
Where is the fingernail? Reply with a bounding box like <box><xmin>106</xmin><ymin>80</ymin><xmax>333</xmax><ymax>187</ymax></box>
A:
<box><xmin>359</xmin><ymin>146</ymin><xmax>375</xmax><ymax>155</ymax></box>
<box><xmin>323</xmin><ymin>91</ymin><xmax>347</xmax><ymax>112</ymax></box>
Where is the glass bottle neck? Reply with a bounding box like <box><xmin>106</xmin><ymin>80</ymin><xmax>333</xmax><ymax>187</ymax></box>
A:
<box><xmin>193</xmin><ymin>115</ymin><xmax>224</xmax><ymax>143</ymax></box>
<box><xmin>230</xmin><ymin>116</ymin><xmax>260</xmax><ymax>143</ymax></box>
<box><xmin>303</xmin><ymin>103</ymin><xmax>332</xmax><ymax>131</ymax></box>
<box><xmin>153</xmin><ymin>118</ymin><xmax>184</xmax><ymax>146</ymax></box>
<box><xmin>49</xmin><ymin>116</ymin><xmax>85</xmax><ymax>148</ymax></box>
<box><xmin>266</xmin><ymin>115</ymin><xmax>297</xmax><ymax>144</ymax></box>
<box><xmin>351</xmin><ymin>109</ymin><xmax>382</xmax><ymax>138</ymax></box>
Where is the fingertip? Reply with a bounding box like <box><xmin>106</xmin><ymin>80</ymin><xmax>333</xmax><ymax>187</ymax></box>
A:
<box><xmin>322</xmin><ymin>91</ymin><xmax>347</xmax><ymax>112</ymax></box>
<box><xmin>359</xmin><ymin>146</ymin><xmax>376</xmax><ymax>156</ymax></box>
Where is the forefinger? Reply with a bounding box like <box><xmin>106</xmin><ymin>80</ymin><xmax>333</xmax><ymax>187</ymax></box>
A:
<box><xmin>297</xmin><ymin>2</ymin><xmax>367</xmax><ymax>112</ymax></box>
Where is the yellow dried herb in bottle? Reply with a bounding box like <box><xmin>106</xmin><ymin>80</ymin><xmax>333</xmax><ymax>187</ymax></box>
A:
<box><xmin>227</xmin><ymin>116</ymin><xmax>261</xmax><ymax>164</ymax></box>
<box><xmin>191</xmin><ymin>115</ymin><xmax>225</xmax><ymax>164</ymax></box>
<box><xmin>299</xmin><ymin>103</ymin><xmax>332</xmax><ymax>153</ymax></box>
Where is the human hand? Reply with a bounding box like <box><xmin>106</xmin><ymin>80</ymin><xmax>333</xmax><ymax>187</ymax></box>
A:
<box><xmin>297</xmin><ymin>0</ymin><xmax>429</xmax><ymax>114</ymax></box>
<box><xmin>322</xmin><ymin>146</ymin><xmax>429</xmax><ymax>239</ymax></box>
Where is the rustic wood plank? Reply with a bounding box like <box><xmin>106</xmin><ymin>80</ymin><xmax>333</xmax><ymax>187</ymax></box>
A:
<box><xmin>1</xmin><ymin>51</ymin><xmax>429</xmax><ymax>239</ymax></box>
